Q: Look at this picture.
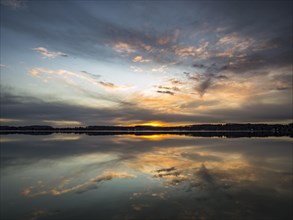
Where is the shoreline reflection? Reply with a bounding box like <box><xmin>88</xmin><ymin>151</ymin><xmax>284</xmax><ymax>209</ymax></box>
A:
<box><xmin>1</xmin><ymin>134</ymin><xmax>292</xmax><ymax>220</ymax></box>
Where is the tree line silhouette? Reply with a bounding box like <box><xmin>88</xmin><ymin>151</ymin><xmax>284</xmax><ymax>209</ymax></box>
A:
<box><xmin>0</xmin><ymin>123</ymin><xmax>292</xmax><ymax>137</ymax></box>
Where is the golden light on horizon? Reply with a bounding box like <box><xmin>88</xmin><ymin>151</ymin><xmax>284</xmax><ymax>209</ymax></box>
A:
<box><xmin>120</xmin><ymin>121</ymin><xmax>170</xmax><ymax>127</ymax></box>
<box><xmin>139</xmin><ymin>121</ymin><xmax>164</xmax><ymax>127</ymax></box>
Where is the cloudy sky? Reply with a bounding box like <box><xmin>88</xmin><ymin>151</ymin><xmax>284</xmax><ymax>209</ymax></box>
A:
<box><xmin>0</xmin><ymin>0</ymin><xmax>292</xmax><ymax>126</ymax></box>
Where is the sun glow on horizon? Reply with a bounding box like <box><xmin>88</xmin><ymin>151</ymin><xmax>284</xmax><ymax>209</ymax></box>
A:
<box><xmin>120</xmin><ymin>121</ymin><xmax>173</xmax><ymax>127</ymax></box>
<box><xmin>1</xmin><ymin>1</ymin><xmax>291</xmax><ymax>126</ymax></box>
<box><xmin>139</xmin><ymin>121</ymin><xmax>164</xmax><ymax>127</ymax></box>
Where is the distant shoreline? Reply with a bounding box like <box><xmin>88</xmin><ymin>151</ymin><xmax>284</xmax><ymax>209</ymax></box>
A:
<box><xmin>1</xmin><ymin>123</ymin><xmax>292</xmax><ymax>137</ymax></box>
<box><xmin>0</xmin><ymin>129</ymin><xmax>291</xmax><ymax>132</ymax></box>
<box><xmin>1</xmin><ymin>130</ymin><xmax>292</xmax><ymax>138</ymax></box>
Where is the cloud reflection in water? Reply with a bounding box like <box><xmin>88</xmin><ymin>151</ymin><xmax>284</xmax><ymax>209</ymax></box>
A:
<box><xmin>0</xmin><ymin>134</ymin><xmax>292</xmax><ymax>220</ymax></box>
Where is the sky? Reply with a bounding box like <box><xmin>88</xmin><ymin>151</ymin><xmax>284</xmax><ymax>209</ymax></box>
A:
<box><xmin>0</xmin><ymin>0</ymin><xmax>292</xmax><ymax>126</ymax></box>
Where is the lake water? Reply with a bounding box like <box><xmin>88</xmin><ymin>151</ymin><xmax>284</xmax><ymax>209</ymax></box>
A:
<box><xmin>1</xmin><ymin>134</ymin><xmax>292</xmax><ymax>220</ymax></box>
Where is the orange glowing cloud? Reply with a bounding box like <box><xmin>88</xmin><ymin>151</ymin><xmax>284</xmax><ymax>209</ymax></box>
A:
<box><xmin>132</xmin><ymin>56</ymin><xmax>151</xmax><ymax>63</ymax></box>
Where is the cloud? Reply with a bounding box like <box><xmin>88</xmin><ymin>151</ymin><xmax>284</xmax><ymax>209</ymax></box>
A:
<box><xmin>173</xmin><ymin>42</ymin><xmax>209</xmax><ymax>59</ymax></box>
<box><xmin>156</xmin><ymin>167</ymin><xmax>176</xmax><ymax>173</ymax></box>
<box><xmin>132</xmin><ymin>56</ymin><xmax>142</xmax><ymax>62</ymax></box>
<box><xmin>2</xmin><ymin>0</ymin><xmax>290</xmax><ymax>69</ymax></box>
<box><xmin>157</xmin><ymin>85</ymin><xmax>180</xmax><ymax>92</ymax></box>
<box><xmin>216</xmin><ymin>33</ymin><xmax>254</xmax><ymax>51</ymax></box>
<box><xmin>130</xmin><ymin>65</ymin><xmax>143</xmax><ymax>73</ymax></box>
<box><xmin>29</xmin><ymin>67</ymin><xmax>125</xmax><ymax>91</ymax></box>
<box><xmin>132</xmin><ymin>56</ymin><xmax>151</xmax><ymax>63</ymax></box>
<box><xmin>151</xmin><ymin>65</ymin><xmax>168</xmax><ymax>73</ymax></box>
<box><xmin>30</xmin><ymin>69</ymin><xmax>40</xmax><ymax>77</ymax></box>
<box><xmin>2</xmin><ymin>1</ymin><xmax>161</xmax><ymax>62</ymax></box>
<box><xmin>29</xmin><ymin>68</ymin><xmax>77</xmax><ymax>84</ymax></box>
<box><xmin>184</xmin><ymin>63</ymin><xmax>229</xmax><ymax>97</ymax></box>
<box><xmin>197</xmin><ymin>77</ymin><xmax>212</xmax><ymax>97</ymax></box>
<box><xmin>157</xmin><ymin>36</ymin><xmax>170</xmax><ymax>45</ymax></box>
<box><xmin>253</xmin><ymin>37</ymin><xmax>287</xmax><ymax>52</ymax></box>
<box><xmin>154</xmin><ymin>85</ymin><xmax>180</xmax><ymax>96</ymax></box>
<box><xmin>156</xmin><ymin>30</ymin><xmax>180</xmax><ymax>46</ymax></box>
<box><xmin>33</xmin><ymin>47</ymin><xmax>68</xmax><ymax>58</ymax></box>
<box><xmin>2</xmin><ymin>87</ymin><xmax>291</xmax><ymax>126</ymax></box>
<box><xmin>174</xmin><ymin>46</ymin><xmax>196</xmax><ymax>57</ymax></box>
<box><xmin>113</xmin><ymin>42</ymin><xmax>135</xmax><ymax>54</ymax></box>
<box><xmin>1</xmin><ymin>0</ymin><xmax>24</xmax><ymax>9</ymax></box>
<box><xmin>270</xmin><ymin>72</ymin><xmax>292</xmax><ymax>91</ymax></box>
<box><xmin>205</xmin><ymin>101</ymin><xmax>293</xmax><ymax>123</ymax></box>
<box><xmin>168</xmin><ymin>78</ymin><xmax>186</xmax><ymax>86</ymax></box>
<box><xmin>156</xmin><ymin>90</ymin><xmax>175</xmax><ymax>96</ymax></box>
<box><xmin>192</xmin><ymin>64</ymin><xmax>205</xmax><ymax>68</ymax></box>
<box><xmin>215</xmin><ymin>33</ymin><xmax>255</xmax><ymax>57</ymax></box>
<box><xmin>98</xmin><ymin>81</ymin><xmax>118</xmax><ymax>89</ymax></box>
<box><xmin>81</xmin><ymin>71</ymin><xmax>101</xmax><ymax>80</ymax></box>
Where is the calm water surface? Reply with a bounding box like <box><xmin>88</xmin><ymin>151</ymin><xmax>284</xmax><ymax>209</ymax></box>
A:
<box><xmin>1</xmin><ymin>134</ymin><xmax>292</xmax><ymax>220</ymax></box>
